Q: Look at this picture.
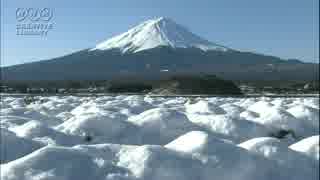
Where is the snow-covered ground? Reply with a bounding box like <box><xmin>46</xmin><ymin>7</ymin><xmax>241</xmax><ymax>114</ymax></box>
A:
<box><xmin>1</xmin><ymin>95</ymin><xmax>319</xmax><ymax>180</ymax></box>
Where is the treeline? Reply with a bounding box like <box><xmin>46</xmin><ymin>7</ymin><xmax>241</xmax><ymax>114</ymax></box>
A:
<box><xmin>2</xmin><ymin>77</ymin><xmax>318</xmax><ymax>95</ymax></box>
<box><xmin>1</xmin><ymin>74</ymin><xmax>242</xmax><ymax>95</ymax></box>
<box><xmin>236</xmin><ymin>80</ymin><xmax>319</xmax><ymax>94</ymax></box>
<box><xmin>1</xmin><ymin>80</ymin><xmax>113</xmax><ymax>94</ymax></box>
<box><xmin>1</xmin><ymin>80</ymin><xmax>110</xmax><ymax>93</ymax></box>
<box><xmin>153</xmin><ymin>75</ymin><xmax>242</xmax><ymax>95</ymax></box>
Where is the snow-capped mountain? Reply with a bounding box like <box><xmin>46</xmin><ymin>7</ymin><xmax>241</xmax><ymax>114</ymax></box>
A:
<box><xmin>1</xmin><ymin>17</ymin><xmax>318</xmax><ymax>81</ymax></box>
<box><xmin>91</xmin><ymin>17</ymin><xmax>230</xmax><ymax>53</ymax></box>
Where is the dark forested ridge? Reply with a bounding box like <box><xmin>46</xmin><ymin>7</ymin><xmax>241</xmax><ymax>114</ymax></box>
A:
<box><xmin>0</xmin><ymin>74</ymin><xmax>242</xmax><ymax>95</ymax></box>
<box><xmin>1</xmin><ymin>47</ymin><xmax>318</xmax><ymax>81</ymax></box>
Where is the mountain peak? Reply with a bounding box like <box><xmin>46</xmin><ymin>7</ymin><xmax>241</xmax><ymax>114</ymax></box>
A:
<box><xmin>151</xmin><ymin>17</ymin><xmax>177</xmax><ymax>24</ymax></box>
<box><xmin>91</xmin><ymin>17</ymin><xmax>230</xmax><ymax>53</ymax></box>
<box><xmin>152</xmin><ymin>16</ymin><xmax>171</xmax><ymax>22</ymax></box>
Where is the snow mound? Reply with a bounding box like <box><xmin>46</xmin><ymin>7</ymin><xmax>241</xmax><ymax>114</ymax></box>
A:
<box><xmin>1</xmin><ymin>107</ymin><xmax>28</xmax><ymax>117</ymax></box>
<box><xmin>56</xmin><ymin>112</ymin><xmax>139</xmax><ymax>144</ymax></box>
<box><xmin>287</xmin><ymin>105</ymin><xmax>319</xmax><ymax>129</ymax></box>
<box><xmin>238</xmin><ymin>137</ymin><xmax>318</xmax><ymax>179</ymax></box>
<box><xmin>165</xmin><ymin>131</ymin><xmax>211</xmax><ymax>154</ymax></box>
<box><xmin>91</xmin><ymin>17</ymin><xmax>230</xmax><ymax>53</ymax></box>
<box><xmin>248</xmin><ymin>108</ymin><xmax>314</xmax><ymax>137</ymax></box>
<box><xmin>117</xmin><ymin>145</ymin><xmax>206</xmax><ymax>180</ymax></box>
<box><xmin>0</xmin><ymin>128</ymin><xmax>43</xmax><ymax>163</ymax></box>
<box><xmin>117</xmin><ymin>145</ymin><xmax>196</xmax><ymax>180</ymax></box>
<box><xmin>10</xmin><ymin>120</ymin><xmax>81</xmax><ymax>146</ymax></box>
<box><xmin>73</xmin><ymin>143</ymin><xmax>138</xmax><ymax>163</ymax></box>
<box><xmin>0</xmin><ymin>116</ymin><xmax>32</xmax><ymax>129</ymax></box>
<box><xmin>186</xmin><ymin>114</ymin><xmax>271</xmax><ymax>143</ymax></box>
<box><xmin>1</xmin><ymin>96</ymin><xmax>318</xmax><ymax>179</ymax></box>
<box><xmin>70</xmin><ymin>96</ymin><xmax>152</xmax><ymax>116</ymax></box>
<box><xmin>239</xmin><ymin>137</ymin><xmax>287</xmax><ymax>156</ymax></box>
<box><xmin>165</xmin><ymin>131</ymin><xmax>267</xmax><ymax>162</ymax></box>
<box><xmin>220</xmin><ymin>103</ymin><xmax>245</xmax><ymax>118</ymax></box>
<box><xmin>185</xmin><ymin>100</ymin><xmax>226</xmax><ymax>115</ymax></box>
<box><xmin>55</xmin><ymin>111</ymin><xmax>74</xmax><ymax>121</ymax></box>
<box><xmin>303</xmin><ymin>98</ymin><xmax>319</xmax><ymax>109</ymax></box>
<box><xmin>128</xmin><ymin>108</ymin><xmax>199</xmax><ymax>144</ymax></box>
<box><xmin>247</xmin><ymin>101</ymin><xmax>274</xmax><ymax>115</ymax></box>
<box><xmin>240</xmin><ymin>110</ymin><xmax>260</xmax><ymax>121</ymax></box>
<box><xmin>289</xmin><ymin>135</ymin><xmax>319</xmax><ymax>161</ymax></box>
<box><xmin>117</xmin><ymin>134</ymin><xmax>284</xmax><ymax>180</ymax></box>
<box><xmin>0</xmin><ymin>146</ymin><xmax>115</xmax><ymax>180</ymax></box>
<box><xmin>22</xmin><ymin>110</ymin><xmax>62</xmax><ymax>127</ymax></box>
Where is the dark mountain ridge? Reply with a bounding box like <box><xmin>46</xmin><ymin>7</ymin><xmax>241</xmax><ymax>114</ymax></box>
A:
<box><xmin>1</xmin><ymin>46</ymin><xmax>318</xmax><ymax>82</ymax></box>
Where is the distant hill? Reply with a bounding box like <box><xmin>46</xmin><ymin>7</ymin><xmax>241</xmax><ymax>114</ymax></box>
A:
<box><xmin>151</xmin><ymin>75</ymin><xmax>242</xmax><ymax>95</ymax></box>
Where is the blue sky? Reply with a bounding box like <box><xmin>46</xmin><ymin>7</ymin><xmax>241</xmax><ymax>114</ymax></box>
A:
<box><xmin>1</xmin><ymin>0</ymin><xmax>319</xmax><ymax>66</ymax></box>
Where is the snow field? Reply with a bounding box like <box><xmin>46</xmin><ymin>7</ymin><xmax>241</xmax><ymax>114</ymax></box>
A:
<box><xmin>0</xmin><ymin>95</ymin><xmax>319</xmax><ymax>180</ymax></box>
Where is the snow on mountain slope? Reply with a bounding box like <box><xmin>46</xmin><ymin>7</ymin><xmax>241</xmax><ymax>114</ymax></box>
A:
<box><xmin>91</xmin><ymin>17</ymin><xmax>230</xmax><ymax>53</ymax></box>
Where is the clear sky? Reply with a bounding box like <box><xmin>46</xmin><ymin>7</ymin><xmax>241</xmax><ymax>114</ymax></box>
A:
<box><xmin>1</xmin><ymin>0</ymin><xmax>319</xmax><ymax>66</ymax></box>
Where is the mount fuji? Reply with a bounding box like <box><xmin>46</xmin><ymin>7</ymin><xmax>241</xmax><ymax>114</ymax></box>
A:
<box><xmin>91</xmin><ymin>17</ymin><xmax>230</xmax><ymax>53</ymax></box>
<box><xmin>1</xmin><ymin>17</ymin><xmax>318</xmax><ymax>81</ymax></box>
